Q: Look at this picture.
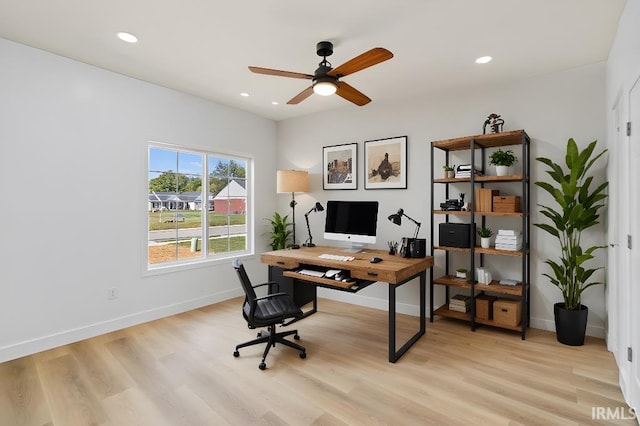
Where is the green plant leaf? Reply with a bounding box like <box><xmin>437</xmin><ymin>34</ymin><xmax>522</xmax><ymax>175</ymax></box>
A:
<box><xmin>535</xmin><ymin>138</ymin><xmax>607</xmax><ymax>308</ymax></box>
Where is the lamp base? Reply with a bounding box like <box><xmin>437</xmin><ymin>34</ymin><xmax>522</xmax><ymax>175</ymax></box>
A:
<box><xmin>289</xmin><ymin>244</ymin><xmax>300</xmax><ymax>249</ymax></box>
<box><xmin>302</xmin><ymin>243</ymin><xmax>316</xmax><ymax>247</ymax></box>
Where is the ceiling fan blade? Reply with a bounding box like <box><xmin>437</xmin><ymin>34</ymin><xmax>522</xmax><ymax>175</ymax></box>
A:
<box><xmin>327</xmin><ymin>48</ymin><xmax>393</xmax><ymax>78</ymax></box>
<box><xmin>335</xmin><ymin>82</ymin><xmax>371</xmax><ymax>106</ymax></box>
<box><xmin>248</xmin><ymin>66</ymin><xmax>313</xmax><ymax>80</ymax></box>
<box><xmin>287</xmin><ymin>86</ymin><xmax>314</xmax><ymax>104</ymax></box>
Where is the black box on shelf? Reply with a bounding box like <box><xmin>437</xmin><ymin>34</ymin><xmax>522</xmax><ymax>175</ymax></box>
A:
<box><xmin>439</xmin><ymin>223</ymin><xmax>476</xmax><ymax>248</ymax></box>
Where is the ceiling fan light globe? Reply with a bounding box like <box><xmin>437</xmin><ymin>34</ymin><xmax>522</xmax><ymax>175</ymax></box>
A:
<box><xmin>313</xmin><ymin>81</ymin><xmax>337</xmax><ymax>96</ymax></box>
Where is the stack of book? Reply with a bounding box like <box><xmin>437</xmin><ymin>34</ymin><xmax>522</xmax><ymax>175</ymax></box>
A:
<box><xmin>495</xmin><ymin>229</ymin><xmax>523</xmax><ymax>251</ymax></box>
<box><xmin>455</xmin><ymin>164</ymin><xmax>483</xmax><ymax>178</ymax></box>
<box><xmin>449</xmin><ymin>294</ymin><xmax>471</xmax><ymax>313</ymax></box>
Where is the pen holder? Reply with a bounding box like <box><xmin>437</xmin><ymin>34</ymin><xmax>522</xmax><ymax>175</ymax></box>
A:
<box><xmin>388</xmin><ymin>241</ymin><xmax>398</xmax><ymax>255</ymax></box>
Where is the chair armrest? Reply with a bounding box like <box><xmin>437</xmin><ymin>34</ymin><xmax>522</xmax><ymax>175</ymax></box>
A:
<box><xmin>252</xmin><ymin>281</ymin><xmax>279</xmax><ymax>292</ymax></box>
<box><xmin>254</xmin><ymin>292</ymin><xmax>288</xmax><ymax>302</ymax></box>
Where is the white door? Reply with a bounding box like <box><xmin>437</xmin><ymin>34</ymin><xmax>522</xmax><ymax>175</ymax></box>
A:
<box><xmin>627</xmin><ymin>75</ymin><xmax>640</xmax><ymax>413</ymax></box>
<box><xmin>608</xmin><ymin>93</ymin><xmax>622</xmax><ymax>357</ymax></box>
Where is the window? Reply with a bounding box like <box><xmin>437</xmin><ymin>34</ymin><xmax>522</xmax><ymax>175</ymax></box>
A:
<box><xmin>147</xmin><ymin>143</ymin><xmax>250</xmax><ymax>268</ymax></box>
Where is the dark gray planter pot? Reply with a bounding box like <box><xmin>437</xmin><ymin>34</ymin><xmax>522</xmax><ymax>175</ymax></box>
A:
<box><xmin>554</xmin><ymin>302</ymin><xmax>588</xmax><ymax>346</ymax></box>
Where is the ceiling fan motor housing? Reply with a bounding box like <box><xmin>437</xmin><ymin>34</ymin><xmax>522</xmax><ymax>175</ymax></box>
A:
<box><xmin>316</xmin><ymin>41</ymin><xmax>333</xmax><ymax>58</ymax></box>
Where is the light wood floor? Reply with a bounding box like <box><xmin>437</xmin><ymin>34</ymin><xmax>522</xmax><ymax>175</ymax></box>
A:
<box><xmin>0</xmin><ymin>297</ymin><xmax>634</xmax><ymax>426</ymax></box>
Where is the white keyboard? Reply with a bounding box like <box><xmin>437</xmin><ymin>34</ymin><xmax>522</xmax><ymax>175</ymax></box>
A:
<box><xmin>297</xmin><ymin>269</ymin><xmax>326</xmax><ymax>277</ymax></box>
<box><xmin>318</xmin><ymin>253</ymin><xmax>355</xmax><ymax>262</ymax></box>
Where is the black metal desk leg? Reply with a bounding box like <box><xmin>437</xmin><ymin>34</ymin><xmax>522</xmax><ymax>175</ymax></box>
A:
<box><xmin>388</xmin><ymin>271</ymin><xmax>427</xmax><ymax>363</ymax></box>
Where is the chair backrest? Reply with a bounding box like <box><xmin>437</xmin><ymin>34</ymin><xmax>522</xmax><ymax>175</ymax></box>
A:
<box><xmin>232</xmin><ymin>259</ymin><xmax>256</xmax><ymax>303</ymax></box>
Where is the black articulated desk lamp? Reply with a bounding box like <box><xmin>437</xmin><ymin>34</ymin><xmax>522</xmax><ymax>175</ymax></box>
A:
<box><xmin>302</xmin><ymin>202</ymin><xmax>324</xmax><ymax>247</ymax></box>
<box><xmin>388</xmin><ymin>208</ymin><xmax>426</xmax><ymax>258</ymax></box>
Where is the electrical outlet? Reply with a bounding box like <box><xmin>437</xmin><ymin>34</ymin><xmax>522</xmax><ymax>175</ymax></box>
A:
<box><xmin>107</xmin><ymin>287</ymin><xmax>118</xmax><ymax>300</ymax></box>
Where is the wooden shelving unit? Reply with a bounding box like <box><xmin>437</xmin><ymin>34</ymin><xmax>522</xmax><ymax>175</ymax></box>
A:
<box><xmin>429</xmin><ymin>130</ymin><xmax>531</xmax><ymax>338</ymax></box>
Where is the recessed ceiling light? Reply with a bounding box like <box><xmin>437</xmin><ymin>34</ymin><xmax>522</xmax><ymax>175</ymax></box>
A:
<box><xmin>116</xmin><ymin>32</ymin><xmax>138</xmax><ymax>43</ymax></box>
<box><xmin>475</xmin><ymin>56</ymin><xmax>492</xmax><ymax>64</ymax></box>
<box><xmin>272</xmin><ymin>101</ymin><xmax>279</xmax><ymax>105</ymax></box>
<box><xmin>240</xmin><ymin>92</ymin><xmax>249</xmax><ymax>97</ymax></box>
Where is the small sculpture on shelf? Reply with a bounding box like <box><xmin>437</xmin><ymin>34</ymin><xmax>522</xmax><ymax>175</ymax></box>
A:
<box><xmin>483</xmin><ymin>113</ymin><xmax>504</xmax><ymax>134</ymax></box>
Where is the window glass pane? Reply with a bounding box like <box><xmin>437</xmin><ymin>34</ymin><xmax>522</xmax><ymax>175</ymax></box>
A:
<box><xmin>148</xmin><ymin>147</ymin><xmax>179</xmax><ymax>264</ymax></box>
<box><xmin>148</xmin><ymin>145</ymin><xmax>250</xmax><ymax>268</ymax></box>
<box><xmin>208</xmin><ymin>157</ymin><xmax>247</xmax><ymax>256</ymax></box>
<box><xmin>176</xmin><ymin>151</ymin><xmax>203</xmax><ymax>261</ymax></box>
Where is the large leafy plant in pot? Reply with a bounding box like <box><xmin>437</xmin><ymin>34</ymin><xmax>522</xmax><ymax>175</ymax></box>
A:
<box><xmin>535</xmin><ymin>138</ymin><xmax>608</xmax><ymax>346</ymax></box>
<box><xmin>265</xmin><ymin>212</ymin><xmax>292</xmax><ymax>250</ymax></box>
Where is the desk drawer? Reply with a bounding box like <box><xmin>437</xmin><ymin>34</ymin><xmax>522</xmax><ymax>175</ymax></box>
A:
<box><xmin>350</xmin><ymin>269</ymin><xmax>393</xmax><ymax>283</ymax></box>
<box><xmin>261</xmin><ymin>255</ymin><xmax>300</xmax><ymax>270</ymax></box>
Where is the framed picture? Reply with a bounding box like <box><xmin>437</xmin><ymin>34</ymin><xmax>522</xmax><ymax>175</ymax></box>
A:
<box><xmin>364</xmin><ymin>136</ymin><xmax>407</xmax><ymax>189</ymax></box>
<box><xmin>323</xmin><ymin>143</ymin><xmax>357</xmax><ymax>190</ymax></box>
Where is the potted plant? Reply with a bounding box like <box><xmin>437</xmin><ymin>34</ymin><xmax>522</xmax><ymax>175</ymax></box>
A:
<box><xmin>265</xmin><ymin>212</ymin><xmax>292</xmax><ymax>250</ymax></box>
<box><xmin>489</xmin><ymin>149</ymin><xmax>517</xmax><ymax>176</ymax></box>
<box><xmin>455</xmin><ymin>268</ymin><xmax>468</xmax><ymax>279</ymax></box>
<box><xmin>443</xmin><ymin>164</ymin><xmax>455</xmax><ymax>179</ymax></box>
<box><xmin>477</xmin><ymin>227</ymin><xmax>493</xmax><ymax>248</ymax></box>
<box><xmin>535</xmin><ymin>138</ymin><xmax>608</xmax><ymax>346</ymax></box>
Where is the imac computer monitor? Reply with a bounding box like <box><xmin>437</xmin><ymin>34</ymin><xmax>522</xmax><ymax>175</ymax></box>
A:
<box><xmin>324</xmin><ymin>201</ymin><xmax>379</xmax><ymax>252</ymax></box>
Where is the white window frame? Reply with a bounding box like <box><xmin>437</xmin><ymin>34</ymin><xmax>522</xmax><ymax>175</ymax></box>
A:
<box><xmin>145</xmin><ymin>141</ymin><xmax>253</xmax><ymax>274</ymax></box>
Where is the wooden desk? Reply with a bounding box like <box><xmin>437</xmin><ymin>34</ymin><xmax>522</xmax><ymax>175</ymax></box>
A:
<box><xmin>260</xmin><ymin>245</ymin><xmax>434</xmax><ymax>362</ymax></box>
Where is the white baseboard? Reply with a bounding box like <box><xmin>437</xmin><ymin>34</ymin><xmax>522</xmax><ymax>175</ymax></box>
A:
<box><xmin>530</xmin><ymin>316</ymin><xmax>605</xmax><ymax>338</ymax></box>
<box><xmin>0</xmin><ymin>288</ymin><xmax>243</xmax><ymax>364</ymax></box>
<box><xmin>319</xmin><ymin>289</ymin><xmax>606</xmax><ymax>339</ymax></box>
<box><xmin>317</xmin><ymin>288</ymin><xmax>421</xmax><ymax>317</ymax></box>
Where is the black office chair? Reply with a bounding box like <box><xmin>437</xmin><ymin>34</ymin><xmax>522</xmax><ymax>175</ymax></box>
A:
<box><xmin>232</xmin><ymin>259</ymin><xmax>306</xmax><ymax>370</ymax></box>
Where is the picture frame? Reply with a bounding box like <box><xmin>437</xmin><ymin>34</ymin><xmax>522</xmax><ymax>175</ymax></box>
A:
<box><xmin>364</xmin><ymin>136</ymin><xmax>407</xmax><ymax>189</ymax></box>
<box><xmin>323</xmin><ymin>143</ymin><xmax>357</xmax><ymax>190</ymax></box>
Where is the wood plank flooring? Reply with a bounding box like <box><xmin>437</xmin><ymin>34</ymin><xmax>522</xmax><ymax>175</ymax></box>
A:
<box><xmin>0</xmin><ymin>297</ymin><xmax>634</xmax><ymax>425</ymax></box>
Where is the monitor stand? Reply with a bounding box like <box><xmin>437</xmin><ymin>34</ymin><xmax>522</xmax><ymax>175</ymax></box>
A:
<box><xmin>342</xmin><ymin>243</ymin><xmax>365</xmax><ymax>253</ymax></box>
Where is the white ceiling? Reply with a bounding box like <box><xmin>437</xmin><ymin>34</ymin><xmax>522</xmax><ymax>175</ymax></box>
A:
<box><xmin>0</xmin><ymin>0</ymin><xmax>626</xmax><ymax>122</ymax></box>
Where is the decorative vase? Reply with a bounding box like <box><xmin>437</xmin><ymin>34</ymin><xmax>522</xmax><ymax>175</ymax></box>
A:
<box><xmin>445</xmin><ymin>170</ymin><xmax>455</xmax><ymax>179</ymax></box>
<box><xmin>495</xmin><ymin>165</ymin><xmax>510</xmax><ymax>176</ymax></box>
<box><xmin>554</xmin><ymin>302</ymin><xmax>588</xmax><ymax>346</ymax></box>
<box><xmin>481</xmin><ymin>237</ymin><xmax>491</xmax><ymax>248</ymax></box>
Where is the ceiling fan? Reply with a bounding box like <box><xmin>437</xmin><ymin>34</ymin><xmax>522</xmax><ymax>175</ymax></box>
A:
<box><xmin>248</xmin><ymin>41</ymin><xmax>393</xmax><ymax>106</ymax></box>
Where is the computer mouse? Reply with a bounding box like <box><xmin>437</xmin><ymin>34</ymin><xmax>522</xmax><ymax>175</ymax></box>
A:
<box><xmin>370</xmin><ymin>256</ymin><xmax>383</xmax><ymax>263</ymax></box>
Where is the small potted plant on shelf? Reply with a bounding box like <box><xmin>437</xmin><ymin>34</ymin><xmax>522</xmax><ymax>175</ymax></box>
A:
<box><xmin>443</xmin><ymin>164</ymin><xmax>455</xmax><ymax>178</ymax></box>
<box><xmin>535</xmin><ymin>138</ymin><xmax>608</xmax><ymax>346</ymax></box>
<box><xmin>455</xmin><ymin>268</ymin><xmax>468</xmax><ymax>279</ymax></box>
<box><xmin>489</xmin><ymin>149</ymin><xmax>517</xmax><ymax>176</ymax></box>
<box><xmin>477</xmin><ymin>227</ymin><xmax>493</xmax><ymax>248</ymax></box>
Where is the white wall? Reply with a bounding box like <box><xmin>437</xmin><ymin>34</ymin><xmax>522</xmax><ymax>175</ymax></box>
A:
<box><xmin>0</xmin><ymin>38</ymin><xmax>277</xmax><ymax>363</ymax></box>
<box><xmin>277</xmin><ymin>62</ymin><xmax>608</xmax><ymax>336</ymax></box>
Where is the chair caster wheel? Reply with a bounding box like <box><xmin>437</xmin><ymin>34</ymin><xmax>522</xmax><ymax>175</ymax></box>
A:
<box><xmin>294</xmin><ymin>334</ymin><xmax>300</xmax><ymax>340</ymax></box>
<box><xmin>259</xmin><ymin>362</ymin><xmax>266</xmax><ymax>370</ymax></box>
<box><xmin>233</xmin><ymin>350</ymin><xmax>239</xmax><ymax>357</ymax></box>
<box><xmin>299</xmin><ymin>351</ymin><xmax>306</xmax><ymax>359</ymax></box>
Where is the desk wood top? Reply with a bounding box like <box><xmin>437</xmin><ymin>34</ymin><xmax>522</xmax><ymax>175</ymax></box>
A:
<box><xmin>261</xmin><ymin>245</ymin><xmax>433</xmax><ymax>285</ymax></box>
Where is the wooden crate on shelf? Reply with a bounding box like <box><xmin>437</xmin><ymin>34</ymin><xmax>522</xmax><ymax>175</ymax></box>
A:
<box><xmin>475</xmin><ymin>188</ymin><xmax>499</xmax><ymax>212</ymax></box>
<box><xmin>493</xmin><ymin>298</ymin><xmax>521</xmax><ymax>326</ymax></box>
<box><xmin>475</xmin><ymin>294</ymin><xmax>498</xmax><ymax>320</ymax></box>
<box><xmin>493</xmin><ymin>195</ymin><xmax>521</xmax><ymax>213</ymax></box>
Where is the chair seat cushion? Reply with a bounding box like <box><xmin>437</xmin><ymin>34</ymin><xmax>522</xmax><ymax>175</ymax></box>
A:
<box><xmin>249</xmin><ymin>294</ymin><xmax>302</xmax><ymax>325</ymax></box>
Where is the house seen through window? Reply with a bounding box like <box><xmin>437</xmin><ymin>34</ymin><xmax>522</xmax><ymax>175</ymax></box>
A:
<box><xmin>148</xmin><ymin>144</ymin><xmax>250</xmax><ymax>267</ymax></box>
